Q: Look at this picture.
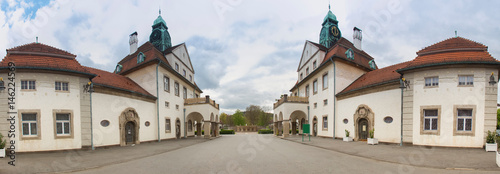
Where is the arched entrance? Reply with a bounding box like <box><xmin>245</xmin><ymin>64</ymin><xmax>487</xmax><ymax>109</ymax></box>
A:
<box><xmin>186</xmin><ymin>112</ymin><xmax>204</xmax><ymax>137</ymax></box>
<box><xmin>289</xmin><ymin>110</ymin><xmax>307</xmax><ymax>135</ymax></box>
<box><xmin>119</xmin><ymin>108</ymin><xmax>140</xmax><ymax>146</ymax></box>
<box><xmin>313</xmin><ymin>116</ymin><xmax>318</xmax><ymax>137</ymax></box>
<box><xmin>353</xmin><ymin>105</ymin><xmax>375</xmax><ymax>141</ymax></box>
<box><xmin>358</xmin><ymin>118</ymin><xmax>368</xmax><ymax>140</ymax></box>
<box><xmin>175</xmin><ymin>119</ymin><xmax>181</xmax><ymax>139</ymax></box>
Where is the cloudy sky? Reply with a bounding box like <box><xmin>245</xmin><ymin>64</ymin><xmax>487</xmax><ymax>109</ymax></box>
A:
<box><xmin>1</xmin><ymin>0</ymin><xmax>500</xmax><ymax>114</ymax></box>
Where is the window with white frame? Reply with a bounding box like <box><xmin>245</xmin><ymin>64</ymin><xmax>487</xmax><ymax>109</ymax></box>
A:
<box><xmin>458</xmin><ymin>75</ymin><xmax>473</xmax><ymax>86</ymax></box>
<box><xmin>314</xmin><ymin>103</ymin><xmax>317</xmax><ymax>109</ymax></box>
<box><xmin>306</xmin><ymin>67</ymin><xmax>309</xmax><ymax>75</ymax></box>
<box><xmin>164</xmin><ymin>76</ymin><xmax>170</xmax><ymax>92</ymax></box>
<box><xmin>21</xmin><ymin>80</ymin><xmax>36</xmax><ymax>90</ymax></box>
<box><xmin>423</xmin><ymin>109</ymin><xmax>438</xmax><ymax>131</ymax></box>
<box><xmin>424</xmin><ymin>77</ymin><xmax>439</xmax><ymax>87</ymax></box>
<box><xmin>322</xmin><ymin>116</ymin><xmax>328</xmax><ymax>130</ymax></box>
<box><xmin>55</xmin><ymin>81</ymin><xmax>69</xmax><ymax>91</ymax></box>
<box><xmin>22</xmin><ymin>113</ymin><xmax>38</xmax><ymax>136</ymax></box>
<box><xmin>165</xmin><ymin>101</ymin><xmax>170</xmax><ymax>108</ymax></box>
<box><xmin>323</xmin><ymin>99</ymin><xmax>328</xmax><ymax>105</ymax></box>
<box><xmin>305</xmin><ymin>85</ymin><xmax>310</xmax><ymax>97</ymax></box>
<box><xmin>313</xmin><ymin>61</ymin><xmax>317</xmax><ymax>69</ymax></box>
<box><xmin>55</xmin><ymin>113</ymin><xmax>71</xmax><ymax>135</ymax></box>
<box><xmin>183</xmin><ymin>69</ymin><xmax>186</xmax><ymax>77</ymax></box>
<box><xmin>174</xmin><ymin>82</ymin><xmax>179</xmax><ymax>96</ymax></box>
<box><xmin>175</xmin><ymin>63</ymin><xmax>179</xmax><ymax>71</ymax></box>
<box><xmin>313</xmin><ymin>79</ymin><xmax>318</xmax><ymax>94</ymax></box>
<box><xmin>457</xmin><ymin>109</ymin><xmax>472</xmax><ymax>131</ymax></box>
<box><xmin>165</xmin><ymin>118</ymin><xmax>171</xmax><ymax>133</ymax></box>
<box><xmin>322</xmin><ymin>73</ymin><xmax>328</xmax><ymax>89</ymax></box>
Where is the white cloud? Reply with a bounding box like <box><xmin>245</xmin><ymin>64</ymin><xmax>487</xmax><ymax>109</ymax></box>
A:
<box><xmin>2</xmin><ymin>0</ymin><xmax>500</xmax><ymax>114</ymax></box>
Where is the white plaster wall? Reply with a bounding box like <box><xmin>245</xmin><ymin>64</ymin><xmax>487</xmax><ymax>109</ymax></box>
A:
<box><xmin>410</xmin><ymin>67</ymin><xmax>492</xmax><ymax>147</ymax></box>
<box><xmin>337</xmin><ymin>88</ymin><xmax>402</xmax><ymax>143</ymax></box>
<box><xmin>91</xmin><ymin>93</ymin><xmax>155</xmax><ymax>147</ymax></box>
<box><xmin>16</xmin><ymin>72</ymin><xmax>85</xmax><ymax>152</ymax></box>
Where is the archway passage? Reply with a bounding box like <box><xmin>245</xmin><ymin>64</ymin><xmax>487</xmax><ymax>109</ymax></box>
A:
<box><xmin>176</xmin><ymin>119</ymin><xmax>181</xmax><ymax>139</ymax></box>
<box><xmin>186</xmin><ymin>112</ymin><xmax>204</xmax><ymax>137</ymax></box>
<box><xmin>125</xmin><ymin>121</ymin><xmax>135</xmax><ymax>144</ymax></box>
<box><xmin>289</xmin><ymin>110</ymin><xmax>307</xmax><ymax>135</ymax></box>
<box><xmin>358</xmin><ymin>118</ymin><xmax>368</xmax><ymax>141</ymax></box>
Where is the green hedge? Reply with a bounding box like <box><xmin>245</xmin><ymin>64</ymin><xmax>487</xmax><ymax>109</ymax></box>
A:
<box><xmin>220</xmin><ymin>129</ymin><xmax>235</xmax><ymax>134</ymax></box>
<box><xmin>194</xmin><ymin>130</ymin><xmax>205</xmax><ymax>135</ymax></box>
<box><xmin>258</xmin><ymin>129</ymin><xmax>273</xmax><ymax>134</ymax></box>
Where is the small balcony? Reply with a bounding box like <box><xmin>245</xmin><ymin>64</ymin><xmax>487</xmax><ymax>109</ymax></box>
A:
<box><xmin>184</xmin><ymin>95</ymin><xmax>219</xmax><ymax>110</ymax></box>
<box><xmin>273</xmin><ymin>94</ymin><xmax>308</xmax><ymax>109</ymax></box>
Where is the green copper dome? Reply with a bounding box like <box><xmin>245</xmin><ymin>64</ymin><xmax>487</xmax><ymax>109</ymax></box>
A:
<box><xmin>324</xmin><ymin>10</ymin><xmax>337</xmax><ymax>22</ymax></box>
<box><xmin>153</xmin><ymin>15</ymin><xmax>166</xmax><ymax>26</ymax></box>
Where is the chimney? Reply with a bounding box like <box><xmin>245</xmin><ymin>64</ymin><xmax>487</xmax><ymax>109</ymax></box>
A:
<box><xmin>129</xmin><ymin>32</ymin><xmax>138</xmax><ymax>54</ymax></box>
<box><xmin>353</xmin><ymin>27</ymin><xmax>362</xmax><ymax>50</ymax></box>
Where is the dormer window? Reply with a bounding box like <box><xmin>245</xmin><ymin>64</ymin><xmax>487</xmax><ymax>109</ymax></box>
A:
<box><xmin>313</xmin><ymin>61</ymin><xmax>317</xmax><ymax>69</ymax></box>
<box><xmin>369</xmin><ymin>60</ymin><xmax>377</xmax><ymax>69</ymax></box>
<box><xmin>183</xmin><ymin>69</ymin><xmax>186</xmax><ymax>77</ymax></box>
<box><xmin>175</xmin><ymin>63</ymin><xmax>179</xmax><ymax>71</ymax></box>
<box><xmin>345</xmin><ymin>48</ymin><xmax>354</xmax><ymax>60</ymax></box>
<box><xmin>306</xmin><ymin>68</ymin><xmax>309</xmax><ymax>75</ymax></box>
<box><xmin>115</xmin><ymin>64</ymin><xmax>123</xmax><ymax>73</ymax></box>
<box><xmin>137</xmin><ymin>52</ymin><xmax>145</xmax><ymax>64</ymax></box>
<box><xmin>300</xmin><ymin>73</ymin><xmax>303</xmax><ymax>80</ymax></box>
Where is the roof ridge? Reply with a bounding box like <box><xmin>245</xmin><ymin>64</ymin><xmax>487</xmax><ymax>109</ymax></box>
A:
<box><xmin>417</xmin><ymin>36</ymin><xmax>487</xmax><ymax>55</ymax></box>
<box><xmin>7</xmin><ymin>42</ymin><xmax>76</xmax><ymax>57</ymax></box>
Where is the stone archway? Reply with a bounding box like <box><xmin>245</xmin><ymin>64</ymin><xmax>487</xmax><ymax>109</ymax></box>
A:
<box><xmin>289</xmin><ymin>110</ymin><xmax>307</xmax><ymax>135</ymax></box>
<box><xmin>353</xmin><ymin>105</ymin><xmax>375</xmax><ymax>141</ymax></box>
<box><xmin>187</xmin><ymin>112</ymin><xmax>204</xmax><ymax>137</ymax></box>
<box><xmin>175</xmin><ymin>118</ymin><xmax>181</xmax><ymax>139</ymax></box>
<box><xmin>119</xmin><ymin>108</ymin><xmax>140</xmax><ymax>146</ymax></box>
<box><xmin>312</xmin><ymin>116</ymin><xmax>318</xmax><ymax>137</ymax></box>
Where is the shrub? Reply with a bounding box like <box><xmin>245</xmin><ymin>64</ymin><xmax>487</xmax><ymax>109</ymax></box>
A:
<box><xmin>486</xmin><ymin>130</ymin><xmax>496</xmax><ymax>144</ymax></box>
<box><xmin>220</xmin><ymin>129</ymin><xmax>235</xmax><ymax>134</ymax></box>
<box><xmin>258</xmin><ymin>129</ymin><xmax>274</xmax><ymax>134</ymax></box>
<box><xmin>0</xmin><ymin>133</ymin><xmax>6</xmax><ymax>149</ymax></box>
<box><xmin>369</xmin><ymin>129</ymin><xmax>374</xmax><ymax>138</ymax></box>
<box><xmin>194</xmin><ymin>130</ymin><xmax>205</xmax><ymax>135</ymax></box>
<box><xmin>345</xmin><ymin>129</ymin><xmax>350</xmax><ymax>137</ymax></box>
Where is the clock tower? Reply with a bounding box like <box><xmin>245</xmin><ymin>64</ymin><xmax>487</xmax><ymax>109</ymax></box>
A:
<box><xmin>319</xmin><ymin>5</ymin><xmax>341</xmax><ymax>48</ymax></box>
<box><xmin>150</xmin><ymin>9</ymin><xmax>172</xmax><ymax>52</ymax></box>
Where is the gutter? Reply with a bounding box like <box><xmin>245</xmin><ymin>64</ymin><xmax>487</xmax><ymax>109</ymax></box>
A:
<box><xmin>90</xmin><ymin>81</ymin><xmax>95</xmax><ymax>150</ymax></box>
<box><xmin>156</xmin><ymin>63</ymin><xmax>160</xmax><ymax>142</ymax></box>
<box><xmin>396</xmin><ymin>61</ymin><xmax>500</xmax><ymax>73</ymax></box>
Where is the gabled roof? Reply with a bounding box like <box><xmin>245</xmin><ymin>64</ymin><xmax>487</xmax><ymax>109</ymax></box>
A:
<box><xmin>337</xmin><ymin>61</ymin><xmax>411</xmax><ymax>96</ymax></box>
<box><xmin>323</xmin><ymin>37</ymin><xmax>375</xmax><ymax>70</ymax></box>
<box><xmin>308</xmin><ymin>40</ymin><xmax>328</xmax><ymax>51</ymax></box>
<box><xmin>400</xmin><ymin>37</ymin><xmax>500</xmax><ymax>72</ymax></box>
<box><xmin>117</xmin><ymin>42</ymin><xmax>178</xmax><ymax>74</ymax></box>
<box><xmin>0</xmin><ymin>43</ymin><xmax>94</xmax><ymax>76</ymax></box>
<box><xmin>86</xmin><ymin>66</ymin><xmax>155</xmax><ymax>99</ymax></box>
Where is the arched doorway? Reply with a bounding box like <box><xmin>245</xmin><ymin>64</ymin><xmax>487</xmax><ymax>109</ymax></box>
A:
<box><xmin>176</xmin><ymin>119</ymin><xmax>181</xmax><ymax>139</ymax></box>
<box><xmin>119</xmin><ymin>108</ymin><xmax>140</xmax><ymax>146</ymax></box>
<box><xmin>358</xmin><ymin>118</ymin><xmax>368</xmax><ymax>140</ymax></box>
<box><xmin>353</xmin><ymin>105</ymin><xmax>375</xmax><ymax>141</ymax></box>
<box><xmin>313</xmin><ymin>116</ymin><xmax>318</xmax><ymax>137</ymax></box>
<box><xmin>289</xmin><ymin>110</ymin><xmax>307</xmax><ymax>135</ymax></box>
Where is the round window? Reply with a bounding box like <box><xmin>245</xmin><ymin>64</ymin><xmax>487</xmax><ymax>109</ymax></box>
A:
<box><xmin>343</xmin><ymin>119</ymin><xmax>348</xmax><ymax>124</ymax></box>
<box><xmin>384</xmin><ymin>116</ymin><xmax>393</xmax><ymax>123</ymax></box>
<box><xmin>145</xmin><ymin>121</ymin><xmax>150</xmax><ymax>127</ymax></box>
<box><xmin>100</xmin><ymin>120</ymin><xmax>110</xmax><ymax>127</ymax></box>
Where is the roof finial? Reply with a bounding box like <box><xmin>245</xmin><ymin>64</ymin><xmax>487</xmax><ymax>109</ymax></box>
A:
<box><xmin>36</xmin><ymin>36</ymin><xmax>38</xmax><ymax>43</ymax></box>
<box><xmin>159</xmin><ymin>8</ymin><xmax>161</xmax><ymax>15</ymax></box>
<box><xmin>329</xmin><ymin>1</ymin><xmax>331</xmax><ymax>10</ymax></box>
<box><xmin>455</xmin><ymin>30</ymin><xmax>457</xmax><ymax>38</ymax></box>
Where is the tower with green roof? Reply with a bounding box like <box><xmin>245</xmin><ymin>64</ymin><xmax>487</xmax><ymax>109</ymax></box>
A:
<box><xmin>319</xmin><ymin>5</ymin><xmax>341</xmax><ymax>48</ymax></box>
<box><xmin>150</xmin><ymin>9</ymin><xmax>172</xmax><ymax>52</ymax></box>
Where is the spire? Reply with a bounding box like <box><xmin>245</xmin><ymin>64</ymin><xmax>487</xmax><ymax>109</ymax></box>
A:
<box><xmin>159</xmin><ymin>8</ymin><xmax>161</xmax><ymax>15</ymax></box>
<box><xmin>329</xmin><ymin>1</ymin><xmax>331</xmax><ymax>10</ymax></box>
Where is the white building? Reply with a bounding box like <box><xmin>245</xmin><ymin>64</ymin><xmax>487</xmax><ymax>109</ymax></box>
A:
<box><xmin>273</xmin><ymin>8</ymin><xmax>500</xmax><ymax>148</ymax></box>
<box><xmin>0</xmin><ymin>12</ymin><xmax>220</xmax><ymax>152</ymax></box>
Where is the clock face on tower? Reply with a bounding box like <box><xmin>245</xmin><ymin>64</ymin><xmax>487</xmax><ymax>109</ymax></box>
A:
<box><xmin>331</xmin><ymin>25</ymin><xmax>341</xmax><ymax>41</ymax></box>
<box><xmin>152</xmin><ymin>30</ymin><xmax>161</xmax><ymax>41</ymax></box>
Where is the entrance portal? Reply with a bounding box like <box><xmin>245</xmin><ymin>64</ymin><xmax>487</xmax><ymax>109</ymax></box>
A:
<box><xmin>176</xmin><ymin>119</ymin><xmax>181</xmax><ymax>139</ymax></box>
<box><xmin>358</xmin><ymin>118</ymin><xmax>368</xmax><ymax>141</ymax></box>
<box><xmin>313</xmin><ymin>117</ymin><xmax>317</xmax><ymax>137</ymax></box>
<box><xmin>125</xmin><ymin>121</ymin><xmax>135</xmax><ymax>144</ymax></box>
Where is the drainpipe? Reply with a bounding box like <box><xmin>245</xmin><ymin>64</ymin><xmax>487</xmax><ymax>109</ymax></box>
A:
<box><xmin>156</xmin><ymin>63</ymin><xmax>160</xmax><ymax>142</ymax></box>
<box><xmin>329</xmin><ymin>58</ymin><xmax>336</xmax><ymax>140</ymax></box>
<box><xmin>90</xmin><ymin>81</ymin><xmax>94</xmax><ymax>150</ymax></box>
<box><xmin>307</xmin><ymin>106</ymin><xmax>310</xmax><ymax>132</ymax></box>
<box><xmin>399</xmin><ymin>77</ymin><xmax>404</xmax><ymax>146</ymax></box>
<box><xmin>184</xmin><ymin>108</ymin><xmax>186</xmax><ymax>138</ymax></box>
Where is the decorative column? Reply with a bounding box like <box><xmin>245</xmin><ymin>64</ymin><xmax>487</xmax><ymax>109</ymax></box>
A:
<box><xmin>204</xmin><ymin>121</ymin><xmax>211</xmax><ymax>138</ymax></box>
<box><xmin>283</xmin><ymin>120</ymin><xmax>290</xmax><ymax>138</ymax></box>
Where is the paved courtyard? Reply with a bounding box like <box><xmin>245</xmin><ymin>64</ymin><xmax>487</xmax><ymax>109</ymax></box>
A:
<box><xmin>1</xmin><ymin>133</ymin><xmax>500</xmax><ymax>173</ymax></box>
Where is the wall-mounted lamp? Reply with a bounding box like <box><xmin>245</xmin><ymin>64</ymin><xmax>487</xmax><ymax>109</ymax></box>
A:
<box><xmin>489</xmin><ymin>72</ymin><xmax>497</xmax><ymax>86</ymax></box>
<box><xmin>83</xmin><ymin>81</ymin><xmax>94</xmax><ymax>93</ymax></box>
<box><xmin>399</xmin><ymin>77</ymin><xmax>407</xmax><ymax>89</ymax></box>
<box><xmin>0</xmin><ymin>77</ymin><xmax>5</xmax><ymax>91</ymax></box>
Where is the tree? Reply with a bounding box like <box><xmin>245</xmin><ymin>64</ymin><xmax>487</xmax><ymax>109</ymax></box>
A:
<box><xmin>257</xmin><ymin>112</ymin><xmax>273</xmax><ymax>126</ymax></box>
<box><xmin>232</xmin><ymin>110</ymin><xmax>246</xmax><ymax>126</ymax></box>
<box><xmin>245</xmin><ymin>105</ymin><xmax>262</xmax><ymax>125</ymax></box>
<box><xmin>220</xmin><ymin>113</ymin><xmax>228</xmax><ymax>127</ymax></box>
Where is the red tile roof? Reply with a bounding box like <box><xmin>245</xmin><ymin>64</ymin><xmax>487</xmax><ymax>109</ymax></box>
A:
<box><xmin>85</xmin><ymin>66</ymin><xmax>155</xmax><ymax>98</ymax></box>
<box><xmin>322</xmin><ymin>38</ymin><xmax>376</xmax><ymax>70</ymax></box>
<box><xmin>338</xmin><ymin>37</ymin><xmax>500</xmax><ymax>96</ymax></box>
<box><xmin>0</xmin><ymin>43</ymin><xmax>93</xmax><ymax>76</ymax></box>
<box><xmin>401</xmin><ymin>37</ymin><xmax>499</xmax><ymax>71</ymax></box>
<box><xmin>338</xmin><ymin>61</ymin><xmax>411</xmax><ymax>95</ymax></box>
<box><xmin>117</xmin><ymin>42</ymin><xmax>180</xmax><ymax>75</ymax></box>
